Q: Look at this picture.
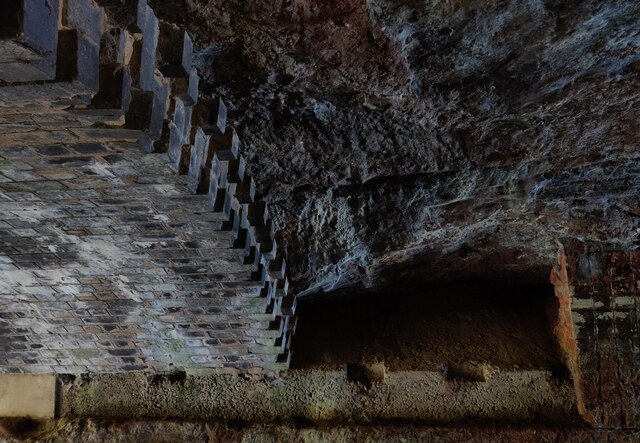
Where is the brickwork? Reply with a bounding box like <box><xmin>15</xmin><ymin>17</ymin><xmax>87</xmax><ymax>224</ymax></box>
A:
<box><xmin>1</xmin><ymin>0</ymin><xmax>639</xmax><ymax>432</ymax></box>
<box><xmin>567</xmin><ymin>244</ymin><xmax>640</xmax><ymax>428</ymax></box>
<box><xmin>0</xmin><ymin>0</ymin><xmax>295</xmax><ymax>374</ymax></box>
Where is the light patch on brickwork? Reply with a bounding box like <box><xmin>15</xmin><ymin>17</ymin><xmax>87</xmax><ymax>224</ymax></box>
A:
<box><xmin>0</xmin><ymin>374</ymin><xmax>56</xmax><ymax>418</ymax></box>
<box><xmin>85</xmin><ymin>162</ymin><xmax>116</xmax><ymax>178</ymax></box>
<box><xmin>594</xmin><ymin>311</ymin><xmax>630</xmax><ymax>320</ymax></box>
<box><xmin>614</xmin><ymin>296</ymin><xmax>635</xmax><ymax>308</ymax></box>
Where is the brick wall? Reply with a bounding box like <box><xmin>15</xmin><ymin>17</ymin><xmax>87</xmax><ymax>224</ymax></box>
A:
<box><xmin>568</xmin><ymin>244</ymin><xmax>640</xmax><ymax>428</ymax></box>
<box><xmin>0</xmin><ymin>0</ymin><xmax>295</xmax><ymax>374</ymax></box>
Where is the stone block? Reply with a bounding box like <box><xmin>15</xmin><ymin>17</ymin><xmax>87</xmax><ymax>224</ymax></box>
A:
<box><xmin>174</xmin><ymin>97</ymin><xmax>191</xmax><ymax>142</ymax></box>
<box><xmin>125</xmin><ymin>89</ymin><xmax>154</xmax><ymax>130</ymax></box>
<box><xmin>281</xmin><ymin>294</ymin><xmax>297</xmax><ymax>316</ymax></box>
<box><xmin>121</xmin><ymin>66</ymin><xmax>133</xmax><ymax>113</ymax></box>
<box><xmin>91</xmin><ymin>62</ymin><xmax>127</xmax><ymax>109</ymax></box>
<box><xmin>221</xmin><ymin>207</ymin><xmax>241</xmax><ymax>238</ymax></box>
<box><xmin>77</xmin><ymin>34</ymin><xmax>101</xmax><ymax>91</ymax></box>
<box><xmin>0</xmin><ymin>63</ymin><xmax>50</xmax><ymax>84</ymax></box>
<box><xmin>210</xmin><ymin>98</ymin><xmax>227</xmax><ymax>135</ymax></box>
<box><xmin>167</xmin><ymin>78</ymin><xmax>190</xmax><ymax>106</ymax></box>
<box><xmin>149</xmin><ymin>77</ymin><xmax>170</xmax><ymax>140</ymax></box>
<box><xmin>211</xmin><ymin>153</ymin><xmax>229</xmax><ymax>185</ymax></box>
<box><xmin>119</xmin><ymin>30</ymin><xmax>142</xmax><ymax>86</ymax></box>
<box><xmin>233</xmin><ymin>227</ymin><xmax>255</xmax><ymax>254</ymax></box>
<box><xmin>276</xmin><ymin>277</ymin><xmax>289</xmax><ymax>298</ymax></box>
<box><xmin>251</xmin><ymin>262</ymin><xmax>272</xmax><ymax>286</ymax></box>
<box><xmin>23</xmin><ymin>0</ymin><xmax>59</xmax><ymax>78</ymax></box>
<box><xmin>207</xmin><ymin>159</ymin><xmax>229</xmax><ymax>211</ymax></box>
<box><xmin>235</xmin><ymin>176</ymin><xmax>256</xmax><ymax>204</ymax></box>
<box><xmin>65</xmin><ymin>0</ymin><xmax>104</xmax><ymax>44</ymax></box>
<box><xmin>188</xmin><ymin>67</ymin><xmax>199</xmax><ymax>105</ymax></box>
<box><xmin>139</xmin><ymin>5</ymin><xmax>159</xmax><ymax>92</ymax></box>
<box><xmin>246</xmin><ymin>202</ymin><xmax>270</xmax><ymax>228</ymax></box>
<box><xmin>269</xmin><ymin>256</ymin><xmax>286</xmax><ymax>280</ymax></box>
<box><xmin>244</xmin><ymin>245</ymin><xmax>262</xmax><ymax>270</ymax></box>
<box><xmin>157</xmin><ymin>21</ymin><xmax>192</xmax><ymax>78</ymax></box>
<box><xmin>0</xmin><ymin>374</ymin><xmax>56</xmax><ymax>418</ymax></box>
<box><xmin>168</xmin><ymin>122</ymin><xmax>183</xmax><ymax>172</ymax></box>
<box><xmin>23</xmin><ymin>0</ymin><xmax>59</xmax><ymax>55</ymax></box>
<box><xmin>56</xmin><ymin>29</ymin><xmax>79</xmax><ymax>81</ymax></box>
<box><xmin>223</xmin><ymin>185</ymin><xmax>241</xmax><ymax>218</ymax></box>
<box><xmin>257</xmin><ymin>217</ymin><xmax>276</xmax><ymax>240</ymax></box>
<box><xmin>260</xmin><ymin>237</ymin><xmax>277</xmax><ymax>260</ymax></box>
<box><xmin>444</xmin><ymin>362</ymin><xmax>491</xmax><ymax>382</ymax></box>
<box><xmin>188</xmin><ymin>128</ymin><xmax>209</xmax><ymax>193</ymax></box>
<box><xmin>136</xmin><ymin>0</ymin><xmax>148</xmax><ymax>32</ymax></box>
<box><xmin>225</xmin><ymin>157</ymin><xmax>246</xmax><ymax>187</ymax></box>
<box><xmin>205</xmin><ymin>127</ymin><xmax>239</xmax><ymax>168</ymax></box>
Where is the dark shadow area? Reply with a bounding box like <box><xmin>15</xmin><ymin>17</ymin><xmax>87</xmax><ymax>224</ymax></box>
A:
<box><xmin>291</xmin><ymin>280</ymin><xmax>563</xmax><ymax>371</ymax></box>
<box><xmin>0</xmin><ymin>0</ymin><xmax>22</xmax><ymax>38</ymax></box>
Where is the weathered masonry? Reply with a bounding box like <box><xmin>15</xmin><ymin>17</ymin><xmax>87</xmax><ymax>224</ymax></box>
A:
<box><xmin>0</xmin><ymin>0</ymin><xmax>639</xmax><ymax>434</ymax></box>
<box><xmin>0</xmin><ymin>0</ymin><xmax>294</xmax><ymax>375</ymax></box>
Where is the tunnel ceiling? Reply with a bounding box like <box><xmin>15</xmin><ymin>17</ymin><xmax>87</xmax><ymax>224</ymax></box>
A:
<box><xmin>145</xmin><ymin>0</ymin><xmax>640</xmax><ymax>294</ymax></box>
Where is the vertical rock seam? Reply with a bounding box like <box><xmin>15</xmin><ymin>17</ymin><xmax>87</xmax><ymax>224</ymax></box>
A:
<box><xmin>551</xmin><ymin>252</ymin><xmax>594</xmax><ymax>425</ymax></box>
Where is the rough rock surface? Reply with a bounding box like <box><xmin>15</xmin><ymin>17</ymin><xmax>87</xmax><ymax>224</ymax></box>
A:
<box><xmin>1</xmin><ymin>419</ymin><xmax>639</xmax><ymax>443</ymax></box>
<box><xmin>145</xmin><ymin>0</ymin><xmax>640</xmax><ymax>294</ymax></box>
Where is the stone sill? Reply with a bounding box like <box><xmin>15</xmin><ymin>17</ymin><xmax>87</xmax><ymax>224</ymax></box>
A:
<box><xmin>51</xmin><ymin>370</ymin><xmax>580</xmax><ymax>425</ymax></box>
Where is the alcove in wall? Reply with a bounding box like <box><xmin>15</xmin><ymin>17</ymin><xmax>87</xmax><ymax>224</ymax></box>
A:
<box><xmin>291</xmin><ymin>280</ymin><xmax>566</xmax><ymax>374</ymax></box>
<box><xmin>0</xmin><ymin>0</ymin><xmax>22</xmax><ymax>38</ymax></box>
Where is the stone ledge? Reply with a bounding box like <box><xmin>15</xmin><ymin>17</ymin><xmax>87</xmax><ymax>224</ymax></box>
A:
<box><xmin>60</xmin><ymin>370</ymin><xmax>580</xmax><ymax>424</ymax></box>
<box><xmin>0</xmin><ymin>374</ymin><xmax>56</xmax><ymax>418</ymax></box>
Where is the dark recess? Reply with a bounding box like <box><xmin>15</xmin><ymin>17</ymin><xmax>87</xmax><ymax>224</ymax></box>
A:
<box><xmin>291</xmin><ymin>280</ymin><xmax>565</xmax><ymax>372</ymax></box>
<box><xmin>0</xmin><ymin>0</ymin><xmax>22</xmax><ymax>38</ymax></box>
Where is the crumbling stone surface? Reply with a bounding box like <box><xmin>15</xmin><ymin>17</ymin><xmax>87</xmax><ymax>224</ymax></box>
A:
<box><xmin>0</xmin><ymin>1</ymin><xmax>638</xmax><ymax>434</ymax></box>
<box><xmin>145</xmin><ymin>0</ymin><xmax>640</xmax><ymax>295</ymax></box>
<box><xmin>57</xmin><ymin>370</ymin><xmax>577</xmax><ymax>423</ymax></box>
<box><xmin>1</xmin><ymin>419</ymin><xmax>639</xmax><ymax>443</ymax></box>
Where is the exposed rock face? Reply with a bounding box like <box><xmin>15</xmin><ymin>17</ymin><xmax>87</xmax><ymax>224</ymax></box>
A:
<box><xmin>150</xmin><ymin>0</ymin><xmax>640</xmax><ymax>294</ymax></box>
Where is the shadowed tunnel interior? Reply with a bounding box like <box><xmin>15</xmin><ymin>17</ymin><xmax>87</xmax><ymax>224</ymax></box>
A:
<box><xmin>291</xmin><ymin>280</ymin><xmax>565</xmax><ymax>372</ymax></box>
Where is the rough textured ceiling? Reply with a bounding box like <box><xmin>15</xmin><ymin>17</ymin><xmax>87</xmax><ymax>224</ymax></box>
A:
<box><xmin>147</xmin><ymin>0</ymin><xmax>640</xmax><ymax>294</ymax></box>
